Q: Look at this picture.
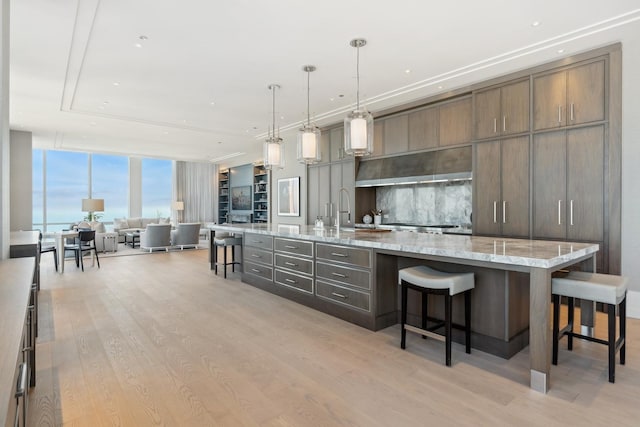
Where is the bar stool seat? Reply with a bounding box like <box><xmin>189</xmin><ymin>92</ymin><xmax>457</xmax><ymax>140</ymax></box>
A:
<box><xmin>213</xmin><ymin>234</ymin><xmax>242</xmax><ymax>278</ymax></box>
<box><xmin>552</xmin><ymin>271</ymin><xmax>627</xmax><ymax>383</ymax></box>
<box><xmin>399</xmin><ymin>265</ymin><xmax>474</xmax><ymax>366</ymax></box>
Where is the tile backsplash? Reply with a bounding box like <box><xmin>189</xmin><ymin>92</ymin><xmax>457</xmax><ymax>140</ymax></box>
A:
<box><xmin>375</xmin><ymin>181</ymin><xmax>472</xmax><ymax>226</ymax></box>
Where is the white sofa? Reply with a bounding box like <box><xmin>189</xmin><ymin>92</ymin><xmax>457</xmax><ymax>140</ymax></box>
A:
<box><xmin>113</xmin><ymin>217</ymin><xmax>170</xmax><ymax>243</ymax></box>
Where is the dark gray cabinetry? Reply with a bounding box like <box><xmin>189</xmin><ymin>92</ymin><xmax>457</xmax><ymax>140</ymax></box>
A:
<box><xmin>533</xmin><ymin>60</ymin><xmax>605</xmax><ymax>131</ymax></box>
<box><xmin>474</xmin><ymin>136</ymin><xmax>529</xmax><ymax>237</ymax></box>
<box><xmin>532</xmin><ymin>125</ymin><xmax>605</xmax><ymax>268</ymax></box>
<box><xmin>474</xmin><ymin>79</ymin><xmax>529</xmax><ymax>140</ymax></box>
<box><xmin>273</xmin><ymin>238</ymin><xmax>314</xmax><ymax>295</ymax></box>
<box><xmin>243</xmin><ymin>233</ymin><xmax>273</xmax><ymax>281</ymax></box>
<box><xmin>315</xmin><ymin>243</ymin><xmax>372</xmax><ymax>313</ymax></box>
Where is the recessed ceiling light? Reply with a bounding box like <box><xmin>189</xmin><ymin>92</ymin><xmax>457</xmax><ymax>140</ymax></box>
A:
<box><xmin>557</xmin><ymin>49</ymin><xmax>565</xmax><ymax>54</ymax></box>
<box><xmin>103</xmin><ymin>101</ymin><xmax>109</xmax><ymax>105</ymax></box>
<box><xmin>280</xmin><ymin>115</ymin><xmax>285</xmax><ymax>120</ymax></box>
<box><xmin>134</xmin><ymin>43</ymin><xmax>143</xmax><ymax>48</ymax></box>
<box><xmin>210</xmin><ymin>101</ymin><xmax>215</xmax><ymax>106</ymax></box>
<box><xmin>113</xmin><ymin>82</ymin><xmax>120</xmax><ymax>86</ymax></box>
<box><xmin>330</xmin><ymin>97</ymin><xmax>334</xmax><ymax>101</ymax></box>
<box><xmin>438</xmin><ymin>85</ymin><xmax>443</xmax><ymax>89</ymax></box>
<box><xmin>182</xmin><ymin>119</ymin><xmax>187</xmax><ymax>123</ymax></box>
<box><xmin>405</xmin><ymin>69</ymin><xmax>411</xmax><ymax>74</ymax></box>
<box><xmin>531</xmin><ymin>21</ymin><xmax>541</xmax><ymax>27</ymax></box>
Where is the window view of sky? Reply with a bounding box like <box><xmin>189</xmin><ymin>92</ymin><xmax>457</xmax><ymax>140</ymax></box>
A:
<box><xmin>33</xmin><ymin>150</ymin><xmax>172</xmax><ymax>231</ymax></box>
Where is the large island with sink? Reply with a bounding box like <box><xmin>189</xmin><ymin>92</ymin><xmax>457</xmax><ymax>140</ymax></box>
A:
<box><xmin>208</xmin><ymin>223</ymin><xmax>599</xmax><ymax>393</ymax></box>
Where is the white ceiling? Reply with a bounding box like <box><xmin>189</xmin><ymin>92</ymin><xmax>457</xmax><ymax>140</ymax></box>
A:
<box><xmin>9</xmin><ymin>1</ymin><xmax>640</xmax><ymax>166</ymax></box>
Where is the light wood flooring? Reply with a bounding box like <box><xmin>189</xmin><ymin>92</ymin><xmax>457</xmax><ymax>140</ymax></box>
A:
<box><xmin>29</xmin><ymin>250</ymin><xmax>640</xmax><ymax>426</ymax></box>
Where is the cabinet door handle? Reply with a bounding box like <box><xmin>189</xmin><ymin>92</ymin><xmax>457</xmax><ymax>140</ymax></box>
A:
<box><xmin>252</xmin><ymin>240</ymin><xmax>263</xmax><ymax>244</ymax></box>
<box><xmin>558</xmin><ymin>105</ymin><xmax>562</xmax><ymax>123</ymax></box>
<box><xmin>493</xmin><ymin>201</ymin><xmax>497</xmax><ymax>223</ymax></box>
<box><xmin>324</xmin><ymin>203</ymin><xmax>329</xmax><ymax>218</ymax></box>
<box><xmin>251</xmin><ymin>268</ymin><xmax>261</xmax><ymax>273</ymax></box>
<box><xmin>502</xmin><ymin>201</ymin><xmax>507</xmax><ymax>224</ymax></box>
<box><xmin>331</xmin><ymin>292</ymin><xmax>347</xmax><ymax>299</ymax></box>
<box><xmin>251</xmin><ymin>254</ymin><xmax>262</xmax><ymax>258</ymax></box>
<box><xmin>331</xmin><ymin>272</ymin><xmax>347</xmax><ymax>278</ymax></box>
<box><xmin>558</xmin><ymin>200</ymin><xmax>562</xmax><ymax>225</ymax></box>
<box><xmin>284</xmin><ymin>245</ymin><xmax>298</xmax><ymax>249</ymax></box>
<box><xmin>285</xmin><ymin>278</ymin><xmax>297</xmax><ymax>284</ymax></box>
<box><xmin>284</xmin><ymin>261</ymin><xmax>298</xmax><ymax>267</ymax></box>
<box><xmin>330</xmin><ymin>252</ymin><xmax>348</xmax><ymax>258</ymax></box>
<box><xmin>15</xmin><ymin>363</ymin><xmax>27</xmax><ymax>398</ymax></box>
<box><xmin>493</xmin><ymin>118</ymin><xmax>497</xmax><ymax>133</ymax></box>
<box><xmin>570</xmin><ymin>200</ymin><xmax>574</xmax><ymax>226</ymax></box>
<box><xmin>570</xmin><ymin>103</ymin><xmax>574</xmax><ymax>121</ymax></box>
<box><xmin>503</xmin><ymin>116</ymin><xmax>506</xmax><ymax>132</ymax></box>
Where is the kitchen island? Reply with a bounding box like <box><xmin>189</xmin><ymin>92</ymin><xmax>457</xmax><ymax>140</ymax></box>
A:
<box><xmin>208</xmin><ymin>223</ymin><xmax>598</xmax><ymax>393</ymax></box>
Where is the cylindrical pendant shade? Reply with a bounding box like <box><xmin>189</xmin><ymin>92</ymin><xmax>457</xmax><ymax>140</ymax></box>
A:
<box><xmin>344</xmin><ymin>109</ymin><xmax>373</xmax><ymax>156</ymax></box>
<box><xmin>264</xmin><ymin>138</ymin><xmax>284</xmax><ymax>170</ymax></box>
<box><xmin>297</xmin><ymin>125</ymin><xmax>321</xmax><ymax>164</ymax></box>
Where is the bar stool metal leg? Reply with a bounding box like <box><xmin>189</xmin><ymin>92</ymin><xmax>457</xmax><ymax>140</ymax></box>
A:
<box><xmin>620</xmin><ymin>297</ymin><xmax>626</xmax><ymax>364</ymax></box>
<box><xmin>421</xmin><ymin>292</ymin><xmax>428</xmax><ymax>339</ymax></box>
<box><xmin>465</xmin><ymin>290</ymin><xmax>471</xmax><ymax>354</ymax></box>
<box><xmin>401</xmin><ymin>281</ymin><xmax>408</xmax><ymax>350</ymax></box>
<box><xmin>552</xmin><ymin>294</ymin><xmax>560</xmax><ymax>365</ymax></box>
<box><xmin>445</xmin><ymin>294</ymin><xmax>452</xmax><ymax>366</ymax></box>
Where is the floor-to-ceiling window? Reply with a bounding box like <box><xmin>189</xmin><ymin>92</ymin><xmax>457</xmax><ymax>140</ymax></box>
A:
<box><xmin>91</xmin><ymin>154</ymin><xmax>129</xmax><ymax>221</ymax></box>
<box><xmin>33</xmin><ymin>150</ymin><xmax>173</xmax><ymax>231</ymax></box>
<box><xmin>141</xmin><ymin>158</ymin><xmax>172</xmax><ymax>219</ymax></box>
<box><xmin>45</xmin><ymin>151</ymin><xmax>89</xmax><ymax>232</ymax></box>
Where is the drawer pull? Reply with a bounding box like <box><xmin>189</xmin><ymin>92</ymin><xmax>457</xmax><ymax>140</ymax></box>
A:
<box><xmin>15</xmin><ymin>363</ymin><xmax>27</xmax><ymax>398</ymax></box>
<box><xmin>285</xmin><ymin>278</ymin><xmax>297</xmax><ymax>284</ymax></box>
<box><xmin>251</xmin><ymin>254</ymin><xmax>262</xmax><ymax>258</ymax></box>
<box><xmin>252</xmin><ymin>240</ymin><xmax>263</xmax><ymax>244</ymax></box>
<box><xmin>331</xmin><ymin>292</ymin><xmax>348</xmax><ymax>299</ymax></box>
<box><xmin>331</xmin><ymin>272</ymin><xmax>347</xmax><ymax>278</ymax></box>
<box><xmin>251</xmin><ymin>268</ymin><xmax>261</xmax><ymax>273</ymax></box>
<box><xmin>285</xmin><ymin>245</ymin><xmax>298</xmax><ymax>249</ymax></box>
<box><xmin>330</xmin><ymin>252</ymin><xmax>348</xmax><ymax>258</ymax></box>
<box><xmin>284</xmin><ymin>261</ymin><xmax>298</xmax><ymax>267</ymax></box>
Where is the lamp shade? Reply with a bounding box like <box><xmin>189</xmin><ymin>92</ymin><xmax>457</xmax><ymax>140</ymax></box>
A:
<box><xmin>81</xmin><ymin>198</ymin><xmax>104</xmax><ymax>212</ymax></box>
<box><xmin>172</xmin><ymin>201</ymin><xmax>184</xmax><ymax>211</ymax></box>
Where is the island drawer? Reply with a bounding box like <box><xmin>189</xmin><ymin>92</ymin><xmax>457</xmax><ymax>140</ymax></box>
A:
<box><xmin>275</xmin><ymin>269</ymin><xmax>314</xmax><ymax>294</ymax></box>
<box><xmin>244</xmin><ymin>247</ymin><xmax>273</xmax><ymax>266</ymax></box>
<box><xmin>316</xmin><ymin>243</ymin><xmax>371</xmax><ymax>268</ymax></box>
<box><xmin>244</xmin><ymin>261</ymin><xmax>273</xmax><ymax>281</ymax></box>
<box><xmin>244</xmin><ymin>234</ymin><xmax>273</xmax><ymax>250</ymax></box>
<box><xmin>274</xmin><ymin>238</ymin><xmax>313</xmax><ymax>257</ymax></box>
<box><xmin>316</xmin><ymin>261</ymin><xmax>371</xmax><ymax>290</ymax></box>
<box><xmin>275</xmin><ymin>253</ymin><xmax>313</xmax><ymax>275</ymax></box>
<box><xmin>316</xmin><ymin>280</ymin><xmax>370</xmax><ymax>312</ymax></box>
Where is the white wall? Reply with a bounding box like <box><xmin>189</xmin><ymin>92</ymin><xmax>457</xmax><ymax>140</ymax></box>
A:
<box><xmin>0</xmin><ymin>0</ymin><xmax>9</xmax><ymax>259</ymax></box>
<box><xmin>621</xmin><ymin>32</ymin><xmax>640</xmax><ymax>302</ymax></box>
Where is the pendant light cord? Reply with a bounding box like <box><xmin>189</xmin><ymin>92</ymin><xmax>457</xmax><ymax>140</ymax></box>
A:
<box><xmin>356</xmin><ymin>44</ymin><xmax>360</xmax><ymax>111</ymax></box>
<box><xmin>271</xmin><ymin>85</ymin><xmax>276</xmax><ymax>138</ymax></box>
<box><xmin>307</xmin><ymin>70</ymin><xmax>311</xmax><ymax>126</ymax></box>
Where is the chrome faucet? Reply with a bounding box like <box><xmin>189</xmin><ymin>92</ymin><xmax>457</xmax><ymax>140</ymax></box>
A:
<box><xmin>335</xmin><ymin>187</ymin><xmax>351</xmax><ymax>232</ymax></box>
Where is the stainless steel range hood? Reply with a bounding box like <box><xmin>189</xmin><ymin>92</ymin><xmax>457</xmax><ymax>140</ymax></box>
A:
<box><xmin>355</xmin><ymin>146</ymin><xmax>472</xmax><ymax>187</ymax></box>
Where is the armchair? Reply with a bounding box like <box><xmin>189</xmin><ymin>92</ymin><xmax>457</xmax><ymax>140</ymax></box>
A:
<box><xmin>140</xmin><ymin>224</ymin><xmax>172</xmax><ymax>252</ymax></box>
<box><xmin>171</xmin><ymin>223</ymin><xmax>201</xmax><ymax>249</ymax></box>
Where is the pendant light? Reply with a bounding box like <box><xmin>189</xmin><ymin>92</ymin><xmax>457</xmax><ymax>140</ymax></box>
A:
<box><xmin>264</xmin><ymin>84</ymin><xmax>285</xmax><ymax>170</ymax></box>
<box><xmin>344</xmin><ymin>39</ymin><xmax>373</xmax><ymax>157</ymax></box>
<box><xmin>297</xmin><ymin>65</ymin><xmax>321</xmax><ymax>164</ymax></box>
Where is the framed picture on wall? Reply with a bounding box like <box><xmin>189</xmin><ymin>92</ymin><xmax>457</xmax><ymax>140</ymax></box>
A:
<box><xmin>231</xmin><ymin>186</ymin><xmax>252</xmax><ymax>210</ymax></box>
<box><xmin>277</xmin><ymin>177</ymin><xmax>300</xmax><ymax>216</ymax></box>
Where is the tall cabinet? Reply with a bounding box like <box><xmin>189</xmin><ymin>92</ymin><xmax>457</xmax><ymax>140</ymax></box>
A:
<box><xmin>218</xmin><ymin>170</ymin><xmax>229</xmax><ymax>223</ymax></box>
<box><xmin>307</xmin><ymin>127</ymin><xmax>355</xmax><ymax>226</ymax></box>
<box><xmin>473</xmin><ymin>136</ymin><xmax>529</xmax><ymax>238</ymax></box>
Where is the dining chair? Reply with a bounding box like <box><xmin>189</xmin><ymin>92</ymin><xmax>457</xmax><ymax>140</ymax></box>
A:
<box><xmin>66</xmin><ymin>230</ymin><xmax>100</xmax><ymax>271</ymax></box>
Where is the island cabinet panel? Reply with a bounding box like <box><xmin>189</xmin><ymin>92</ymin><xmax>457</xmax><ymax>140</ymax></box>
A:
<box><xmin>533</xmin><ymin>125</ymin><xmax>605</xmax><ymax>245</ymax></box>
<box><xmin>474</xmin><ymin>79</ymin><xmax>529</xmax><ymax>140</ymax></box>
<box><xmin>316</xmin><ymin>261</ymin><xmax>371</xmax><ymax>291</ymax></box>
<box><xmin>274</xmin><ymin>237</ymin><xmax>314</xmax><ymax>295</ymax></box>
<box><xmin>409</xmin><ymin>106</ymin><xmax>439</xmax><ymax>151</ymax></box>
<box><xmin>244</xmin><ymin>247</ymin><xmax>273</xmax><ymax>266</ymax></box>
<box><xmin>316</xmin><ymin>281</ymin><xmax>370</xmax><ymax>312</ymax></box>
<box><xmin>244</xmin><ymin>261</ymin><xmax>273</xmax><ymax>281</ymax></box>
<box><xmin>275</xmin><ymin>253</ymin><xmax>313</xmax><ymax>276</ymax></box>
<box><xmin>533</xmin><ymin>60</ymin><xmax>605</xmax><ymax>131</ymax></box>
<box><xmin>474</xmin><ymin>136</ymin><xmax>529</xmax><ymax>238</ymax></box>
<box><xmin>243</xmin><ymin>233</ymin><xmax>274</xmax><ymax>283</ymax></box>
<box><xmin>316</xmin><ymin>243</ymin><xmax>371</xmax><ymax>268</ymax></box>
<box><xmin>383</xmin><ymin>114</ymin><xmax>409</xmax><ymax>155</ymax></box>
<box><xmin>439</xmin><ymin>97</ymin><xmax>472</xmax><ymax>146</ymax></box>
<box><xmin>274</xmin><ymin>237</ymin><xmax>313</xmax><ymax>257</ymax></box>
<box><xmin>244</xmin><ymin>234</ymin><xmax>273</xmax><ymax>251</ymax></box>
<box><xmin>274</xmin><ymin>269</ymin><xmax>314</xmax><ymax>294</ymax></box>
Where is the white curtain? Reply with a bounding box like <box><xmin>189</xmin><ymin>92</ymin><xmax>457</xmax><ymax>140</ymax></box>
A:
<box><xmin>175</xmin><ymin>161</ymin><xmax>217</xmax><ymax>223</ymax></box>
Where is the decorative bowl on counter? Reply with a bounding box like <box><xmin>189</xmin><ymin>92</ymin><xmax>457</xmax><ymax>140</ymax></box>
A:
<box><xmin>363</xmin><ymin>214</ymin><xmax>372</xmax><ymax>224</ymax></box>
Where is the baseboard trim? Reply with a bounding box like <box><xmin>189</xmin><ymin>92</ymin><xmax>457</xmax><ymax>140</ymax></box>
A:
<box><xmin>628</xmin><ymin>290</ymin><xmax>640</xmax><ymax>319</ymax></box>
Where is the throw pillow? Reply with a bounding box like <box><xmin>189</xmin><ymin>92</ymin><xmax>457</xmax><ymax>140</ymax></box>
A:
<box><xmin>89</xmin><ymin>221</ymin><xmax>106</xmax><ymax>233</ymax></box>
<box><xmin>113</xmin><ymin>218</ymin><xmax>129</xmax><ymax>230</ymax></box>
<box><xmin>158</xmin><ymin>217</ymin><xmax>170</xmax><ymax>225</ymax></box>
<box><xmin>128</xmin><ymin>217</ymin><xmax>143</xmax><ymax>228</ymax></box>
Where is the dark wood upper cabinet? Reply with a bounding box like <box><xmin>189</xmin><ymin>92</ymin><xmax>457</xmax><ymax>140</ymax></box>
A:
<box><xmin>533</xmin><ymin>60</ymin><xmax>605</xmax><ymax>131</ymax></box>
<box><xmin>474</xmin><ymin>79</ymin><xmax>529</xmax><ymax>140</ymax></box>
<box><xmin>383</xmin><ymin>114</ymin><xmax>409</xmax><ymax>155</ymax></box>
<box><xmin>408</xmin><ymin>106</ymin><xmax>438</xmax><ymax>151</ymax></box>
<box><xmin>439</xmin><ymin>97</ymin><xmax>472</xmax><ymax>146</ymax></box>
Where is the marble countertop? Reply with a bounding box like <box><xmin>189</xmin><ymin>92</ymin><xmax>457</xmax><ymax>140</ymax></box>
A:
<box><xmin>208</xmin><ymin>224</ymin><xmax>598</xmax><ymax>269</ymax></box>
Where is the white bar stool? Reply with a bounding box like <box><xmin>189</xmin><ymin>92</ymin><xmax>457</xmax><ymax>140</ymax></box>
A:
<box><xmin>399</xmin><ymin>265</ymin><xmax>474</xmax><ymax>366</ymax></box>
<box><xmin>552</xmin><ymin>271</ymin><xmax>627</xmax><ymax>383</ymax></box>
